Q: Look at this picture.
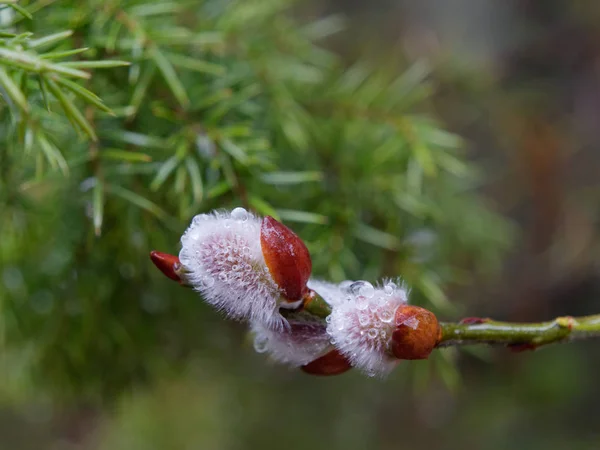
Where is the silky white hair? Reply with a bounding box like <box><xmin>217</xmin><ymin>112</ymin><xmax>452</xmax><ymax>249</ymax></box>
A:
<box><xmin>251</xmin><ymin>317</ymin><xmax>331</xmax><ymax>367</ymax></box>
<box><xmin>179</xmin><ymin>208</ymin><xmax>286</xmax><ymax>330</ymax></box>
<box><xmin>324</xmin><ymin>280</ymin><xmax>408</xmax><ymax>377</ymax></box>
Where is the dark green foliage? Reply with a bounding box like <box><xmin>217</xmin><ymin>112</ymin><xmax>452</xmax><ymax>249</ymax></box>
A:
<box><xmin>0</xmin><ymin>0</ymin><xmax>511</xmax><ymax>401</ymax></box>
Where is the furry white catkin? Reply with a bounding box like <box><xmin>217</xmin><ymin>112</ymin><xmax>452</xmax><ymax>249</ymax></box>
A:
<box><xmin>251</xmin><ymin>318</ymin><xmax>332</xmax><ymax>366</ymax></box>
<box><xmin>325</xmin><ymin>280</ymin><xmax>408</xmax><ymax>376</ymax></box>
<box><xmin>177</xmin><ymin>207</ymin><xmax>412</xmax><ymax>375</ymax></box>
<box><xmin>179</xmin><ymin>208</ymin><xmax>287</xmax><ymax>330</ymax></box>
<box><xmin>250</xmin><ymin>278</ymin><xmax>349</xmax><ymax>367</ymax></box>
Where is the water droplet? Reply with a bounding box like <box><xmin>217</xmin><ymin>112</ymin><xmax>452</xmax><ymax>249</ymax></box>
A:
<box><xmin>339</xmin><ymin>280</ymin><xmax>354</xmax><ymax>293</ymax></box>
<box><xmin>349</xmin><ymin>281</ymin><xmax>364</xmax><ymax>295</ymax></box>
<box><xmin>358</xmin><ymin>312</ymin><xmax>370</xmax><ymax>326</ymax></box>
<box><xmin>350</xmin><ymin>280</ymin><xmax>375</xmax><ymax>298</ymax></box>
<box><xmin>223</xmin><ymin>219</ymin><xmax>232</xmax><ymax>228</ymax></box>
<box><xmin>218</xmin><ymin>273</ymin><xmax>228</xmax><ymax>282</ymax></box>
<box><xmin>325</xmin><ymin>316</ymin><xmax>332</xmax><ymax>324</ymax></box>
<box><xmin>335</xmin><ymin>317</ymin><xmax>345</xmax><ymax>331</ymax></box>
<box><xmin>356</xmin><ymin>295</ymin><xmax>369</xmax><ymax>311</ymax></box>
<box><xmin>384</xmin><ymin>284</ymin><xmax>396</xmax><ymax>297</ymax></box>
<box><xmin>367</xmin><ymin>328</ymin><xmax>378</xmax><ymax>339</ymax></box>
<box><xmin>379</xmin><ymin>309</ymin><xmax>394</xmax><ymax>323</ymax></box>
<box><xmin>231</xmin><ymin>207</ymin><xmax>249</xmax><ymax>222</ymax></box>
<box><xmin>253</xmin><ymin>334</ymin><xmax>269</xmax><ymax>353</ymax></box>
<box><xmin>360</xmin><ymin>284</ymin><xmax>375</xmax><ymax>298</ymax></box>
<box><xmin>405</xmin><ymin>317</ymin><xmax>420</xmax><ymax>330</ymax></box>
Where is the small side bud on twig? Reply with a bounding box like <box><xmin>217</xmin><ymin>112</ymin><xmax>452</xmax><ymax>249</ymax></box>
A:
<box><xmin>508</xmin><ymin>343</ymin><xmax>538</xmax><ymax>353</ymax></box>
<box><xmin>459</xmin><ymin>317</ymin><xmax>490</xmax><ymax>325</ymax></box>
<box><xmin>391</xmin><ymin>305</ymin><xmax>441</xmax><ymax>360</ymax></box>
<box><xmin>301</xmin><ymin>349</ymin><xmax>353</xmax><ymax>376</ymax></box>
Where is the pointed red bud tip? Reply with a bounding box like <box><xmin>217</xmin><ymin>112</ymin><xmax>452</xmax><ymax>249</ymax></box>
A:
<box><xmin>150</xmin><ymin>251</ymin><xmax>182</xmax><ymax>282</ymax></box>
<box><xmin>391</xmin><ymin>305</ymin><xmax>442</xmax><ymax>360</ymax></box>
<box><xmin>301</xmin><ymin>349</ymin><xmax>353</xmax><ymax>376</ymax></box>
<box><xmin>260</xmin><ymin>216</ymin><xmax>312</xmax><ymax>301</ymax></box>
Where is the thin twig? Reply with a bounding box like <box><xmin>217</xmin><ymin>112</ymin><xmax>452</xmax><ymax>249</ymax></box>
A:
<box><xmin>438</xmin><ymin>315</ymin><xmax>600</xmax><ymax>349</ymax></box>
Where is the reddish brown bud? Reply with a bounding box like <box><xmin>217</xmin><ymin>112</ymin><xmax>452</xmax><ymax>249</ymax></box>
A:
<box><xmin>508</xmin><ymin>343</ymin><xmax>538</xmax><ymax>353</ymax></box>
<box><xmin>301</xmin><ymin>349</ymin><xmax>353</xmax><ymax>376</ymax></box>
<box><xmin>150</xmin><ymin>251</ymin><xmax>182</xmax><ymax>283</ymax></box>
<box><xmin>460</xmin><ymin>317</ymin><xmax>491</xmax><ymax>325</ymax></box>
<box><xmin>391</xmin><ymin>305</ymin><xmax>442</xmax><ymax>360</ymax></box>
<box><xmin>260</xmin><ymin>216</ymin><xmax>311</xmax><ymax>301</ymax></box>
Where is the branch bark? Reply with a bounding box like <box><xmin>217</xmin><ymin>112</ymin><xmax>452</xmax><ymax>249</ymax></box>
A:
<box><xmin>438</xmin><ymin>315</ymin><xmax>600</xmax><ymax>349</ymax></box>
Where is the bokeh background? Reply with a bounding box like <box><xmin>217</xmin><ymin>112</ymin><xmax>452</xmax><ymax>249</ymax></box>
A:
<box><xmin>2</xmin><ymin>0</ymin><xmax>600</xmax><ymax>449</ymax></box>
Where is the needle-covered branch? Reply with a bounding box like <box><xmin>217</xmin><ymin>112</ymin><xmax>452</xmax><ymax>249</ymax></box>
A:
<box><xmin>1</xmin><ymin>0</ymin><xmax>516</xmax><ymax>398</ymax></box>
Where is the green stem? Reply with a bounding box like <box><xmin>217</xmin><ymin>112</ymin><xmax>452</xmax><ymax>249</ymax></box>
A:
<box><xmin>295</xmin><ymin>292</ymin><xmax>600</xmax><ymax>350</ymax></box>
<box><xmin>438</xmin><ymin>315</ymin><xmax>600</xmax><ymax>348</ymax></box>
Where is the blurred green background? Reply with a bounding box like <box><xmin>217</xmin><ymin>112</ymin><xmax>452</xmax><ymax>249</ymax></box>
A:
<box><xmin>1</xmin><ymin>0</ymin><xmax>600</xmax><ymax>449</ymax></box>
